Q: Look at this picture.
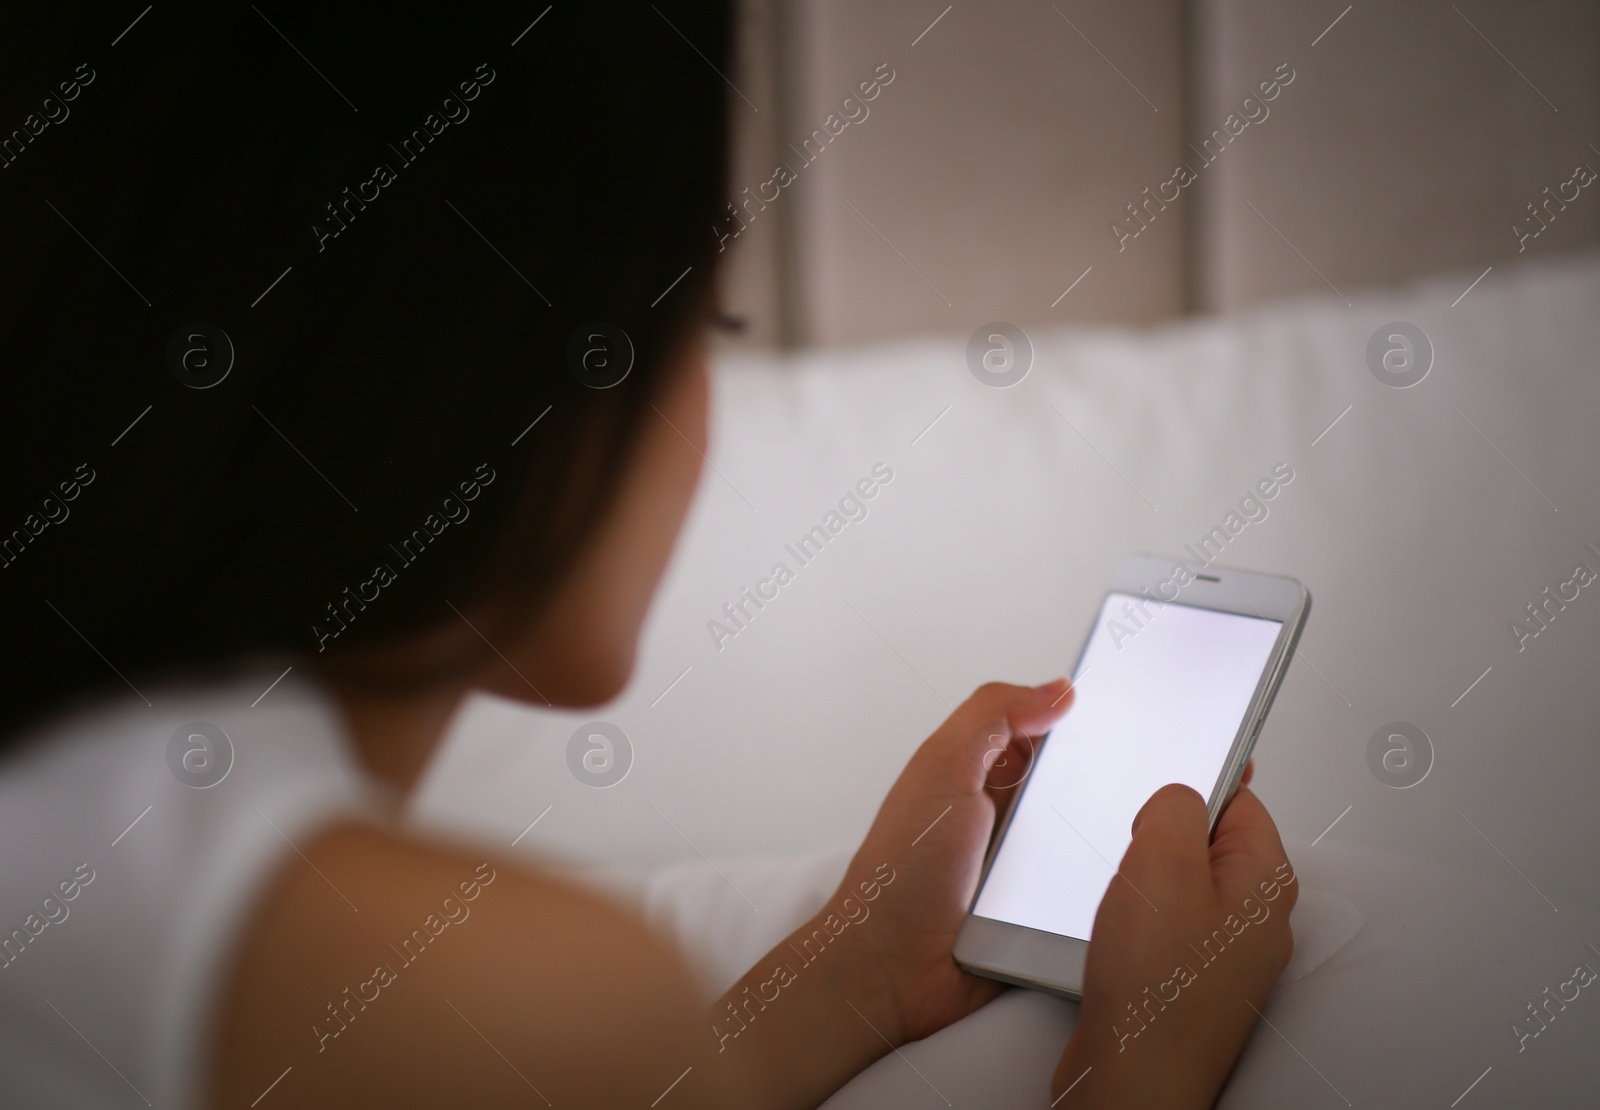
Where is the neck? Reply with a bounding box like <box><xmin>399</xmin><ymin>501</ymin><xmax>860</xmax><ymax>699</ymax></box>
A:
<box><xmin>329</xmin><ymin>679</ymin><xmax>467</xmax><ymax>797</ymax></box>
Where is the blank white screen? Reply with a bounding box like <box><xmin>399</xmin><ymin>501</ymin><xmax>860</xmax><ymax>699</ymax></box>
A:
<box><xmin>972</xmin><ymin>592</ymin><xmax>1281</xmax><ymax>940</ymax></box>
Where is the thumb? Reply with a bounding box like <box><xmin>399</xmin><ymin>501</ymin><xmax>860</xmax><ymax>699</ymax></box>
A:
<box><xmin>929</xmin><ymin>679</ymin><xmax>1074</xmax><ymax>794</ymax></box>
<box><xmin>942</xmin><ymin>678</ymin><xmax>1074</xmax><ymax>747</ymax></box>
<box><xmin>1130</xmin><ymin>782</ymin><xmax>1208</xmax><ymax>838</ymax></box>
<box><xmin>1009</xmin><ymin>676</ymin><xmax>1075</xmax><ymax>735</ymax></box>
<box><xmin>1123</xmin><ymin>783</ymin><xmax>1211</xmax><ymax>878</ymax></box>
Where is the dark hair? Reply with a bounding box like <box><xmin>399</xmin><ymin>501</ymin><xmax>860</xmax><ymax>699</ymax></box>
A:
<box><xmin>0</xmin><ymin>3</ymin><xmax>732</xmax><ymax>738</ymax></box>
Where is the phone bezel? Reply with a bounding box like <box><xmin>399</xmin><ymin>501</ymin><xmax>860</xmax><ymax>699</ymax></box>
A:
<box><xmin>951</xmin><ymin>554</ymin><xmax>1311</xmax><ymax>999</ymax></box>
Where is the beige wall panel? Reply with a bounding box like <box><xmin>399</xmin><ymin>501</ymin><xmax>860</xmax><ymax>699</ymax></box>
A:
<box><xmin>778</xmin><ymin>0</ymin><xmax>1189</xmax><ymax>346</ymax></box>
<box><xmin>1193</xmin><ymin>0</ymin><xmax>1600</xmax><ymax>311</ymax></box>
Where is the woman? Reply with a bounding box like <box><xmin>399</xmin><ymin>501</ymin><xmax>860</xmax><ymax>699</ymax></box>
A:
<box><xmin>0</xmin><ymin>4</ymin><xmax>1295</xmax><ymax>1106</ymax></box>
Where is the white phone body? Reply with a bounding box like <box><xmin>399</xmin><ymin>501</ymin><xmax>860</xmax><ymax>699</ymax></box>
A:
<box><xmin>952</xmin><ymin>554</ymin><xmax>1310</xmax><ymax>999</ymax></box>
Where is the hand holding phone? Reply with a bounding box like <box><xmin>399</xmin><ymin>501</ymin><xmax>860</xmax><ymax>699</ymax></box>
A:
<box><xmin>1049</xmin><ymin>781</ymin><xmax>1299</xmax><ymax>1108</ymax></box>
<box><xmin>955</xmin><ymin>555</ymin><xmax>1309</xmax><ymax>997</ymax></box>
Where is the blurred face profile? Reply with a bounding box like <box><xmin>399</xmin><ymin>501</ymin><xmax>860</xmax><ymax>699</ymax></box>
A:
<box><xmin>480</xmin><ymin>350</ymin><xmax>710</xmax><ymax>708</ymax></box>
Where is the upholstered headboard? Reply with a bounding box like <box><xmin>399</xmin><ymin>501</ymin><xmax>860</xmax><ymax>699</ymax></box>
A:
<box><xmin>716</xmin><ymin>0</ymin><xmax>1600</xmax><ymax>347</ymax></box>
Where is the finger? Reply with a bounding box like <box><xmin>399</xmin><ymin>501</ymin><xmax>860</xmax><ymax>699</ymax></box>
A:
<box><xmin>980</xmin><ymin>729</ymin><xmax>1036</xmax><ymax>790</ymax></box>
<box><xmin>933</xmin><ymin>680</ymin><xmax>1074</xmax><ymax>791</ymax></box>
<box><xmin>1121</xmin><ymin>783</ymin><xmax>1211</xmax><ymax>882</ymax></box>
<box><xmin>1209</xmin><ymin>784</ymin><xmax>1295</xmax><ymax>899</ymax></box>
<box><xmin>1211</xmin><ymin>784</ymin><xmax>1281</xmax><ymax>856</ymax></box>
<box><xmin>980</xmin><ymin>731</ymin><xmax>1040</xmax><ymax>819</ymax></box>
<box><xmin>942</xmin><ymin>680</ymin><xmax>1070</xmax><ymax>742</ymax></box>
<box><xmin>1130</xmin><ymin>782</ymin><xmax>1208</xmax><ymax>840</ymax></box>
<box><xmin>1240</xmin><ymin>758</ymin><xmax>1254</xmax><ymax>785</ymax></box>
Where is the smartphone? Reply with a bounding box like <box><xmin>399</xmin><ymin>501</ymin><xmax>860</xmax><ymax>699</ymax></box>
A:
<box><xmin>953</xmin><ymin>554</ymin><xmax>1309</xmax><ymax>998</ymax></box>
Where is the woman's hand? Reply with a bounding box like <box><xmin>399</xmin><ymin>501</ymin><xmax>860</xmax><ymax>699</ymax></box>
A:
<box><xmin>1051</xmin><ymin>780</ymin><xmax>1299</xmax><ymax>1109</ymax></box>
<box><xmin>706</xmin><ymin>680</ymin><xmax>1074</xmax><ymax>1109</ymax></box>
<box><xmin>830</xmin><ymin>678</ymin><xmax>1076</xmax><ymax>1044</ymax></box>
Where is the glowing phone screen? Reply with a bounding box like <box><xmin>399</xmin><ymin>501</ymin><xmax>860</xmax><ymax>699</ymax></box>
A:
<box><xmin>972</xmin><ymin>592</ymin><xmax>1281</xmax><ymax>940</ymax></box>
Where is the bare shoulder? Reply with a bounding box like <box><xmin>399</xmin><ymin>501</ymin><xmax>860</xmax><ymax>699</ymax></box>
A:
<box><xmin>210</xmin><ymin>822</ymin><xmax>735</xmax><ymax>1108</ymax></box>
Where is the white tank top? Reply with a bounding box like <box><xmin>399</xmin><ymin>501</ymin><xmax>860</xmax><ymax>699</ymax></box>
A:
<box><xmin>0</xmin><ymin>664</ymin><xmax>379</xmax><ymax>1108</ymax></box>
